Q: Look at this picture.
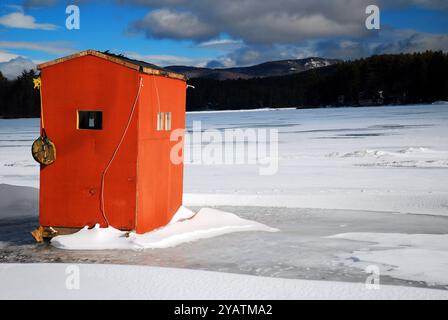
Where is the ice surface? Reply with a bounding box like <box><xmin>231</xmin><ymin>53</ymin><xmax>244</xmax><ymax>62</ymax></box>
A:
<box><xmin>51</xmin><ymin>207</ymin><xmax>278</xmax><ymax>250</ymax></box>
<box><xmin>1</xmin><ymin>105</ymin><xmax>448</xmax><ymax>294</ymax></box>
<box><xmin>1</xmin><ymin>105</ymin><xmax>448</xmax><ymax>215</ymax></box>
<box><xmin>183</xmin><ymin>104</ymin><xmax>448</xmax><ymax>215</ymax></box>
<box><xmin>327</xmin><ymin>232</ymin><xmax>448</xmax><ymax>286</ymax></box>
<box><xmin>432</xmin><ymin>101</ymin><xmax>448</xmax><ymax>105</ymax></box>
<box><xmin>331</xmin><ymin>146</ymin><xmax>448</xmax><ymax>168</ymax></box>
<box><xmin>0</xmin><ymin>119</ymin><xmax>39</xmax><ymax>188</ymax></box>
<box><xmin>1</xmin><ymin>263</ymin><xmax>448</xmax><ymax>300</ymax></box>
<box><xmin>3</xmin><ymin>199</ymin><xmax>448</xmax><ymax>289</ymax></box>
<box><xmin>0</xmin><ymin>184</ymin><xmax>37</xmax><ymax>219</ymax></box>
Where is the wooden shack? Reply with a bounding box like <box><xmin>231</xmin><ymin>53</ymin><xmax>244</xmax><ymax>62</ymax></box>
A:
<box><xmin>33</xmin><ymin>50</ymin><xmax>187</xmax><ymax>239</ymax></box>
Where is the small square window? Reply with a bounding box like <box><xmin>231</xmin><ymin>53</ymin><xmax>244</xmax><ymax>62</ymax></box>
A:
<box><xmin>78</xmin><ymin>111</ymin><xmax>102</xmax><ymax>130</ymax></box>
<box><xmin>165</xmin><ymin>112</ymin><xmax>172</xmax><ymax>130</ymax></box>
<box><xmin>156</xmin><ymin>112</ymin><xmax>164</xmax><ymax>131</ymax></box>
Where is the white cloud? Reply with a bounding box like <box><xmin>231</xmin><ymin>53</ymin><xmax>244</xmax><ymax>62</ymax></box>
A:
<box><xmin>122</xmin><ymin>0</ymin><xmax>448</xmax><ymax>66</ymax></box>
<box><xmin>128</xmin><ymin>0</ymin><xmax>375</xmax><ymax>44</ymax></box>
<box><xmin>205</xmin><ymin>29</ymin><xmax>448</xmax><ymax>67</ymax></box>
<box><xmin>372</xmin><ymin>29</ymin><xmax>448</xmax><ymax>54</ymax></box>
<box><xmin>0</xmin><ymin>56</ymin><xmax>36</xmax><ymax>79</ymax></box>
<box><xmin>123</xmin><ymin>51</ymin><xmax>209</xmax><ymax>66</ymax></box>
<box><xmin>0</xmin><ymin>41</ymin><xmax>75</xmax><ymax>55</ymax></box>
<box><xmin>132</xmin><ymin>8</ymin><xmax>217</xmax><ymax>41</ymax></box>
<box><xmin>206</xmin><ymin>43</ymin><xmax>319</xmax><ymax>68</ymax></box>
<box><xmin>22</xmin><ymin>0</ymin><xmax>58</xmax><ymax>7</ymax></box>
<box><xmin>312</xmin><ymin>29</ymin><xmax>448</xmax><ymax>60</ymax></box>
<box><xmin>198</xmin><ymin>39</ymin><xmax>244</xmax><ymax>50</ymax></box>
<box><xmin>0</xmin><ymin>12</ymin><xmax>57</xmax><ymax>30</ymax></box>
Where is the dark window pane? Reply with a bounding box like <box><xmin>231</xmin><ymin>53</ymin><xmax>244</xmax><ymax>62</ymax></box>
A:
<box><xmin>78</xmin><ymin>111</ymin><xmax>102</xmax><ymax>130</ymax></box>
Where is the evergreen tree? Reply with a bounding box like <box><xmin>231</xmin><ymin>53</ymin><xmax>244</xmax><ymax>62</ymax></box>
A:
<box><xmin>1</xmin><ymin>51</ymin><xmax>447</xmax><ymax>118</ymax></box>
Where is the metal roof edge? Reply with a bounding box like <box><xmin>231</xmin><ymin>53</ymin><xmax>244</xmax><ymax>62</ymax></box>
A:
<box><xmin>38</xmin><ymin>50</ymin><xmax>187</xmax><ymax>81</ymax></box>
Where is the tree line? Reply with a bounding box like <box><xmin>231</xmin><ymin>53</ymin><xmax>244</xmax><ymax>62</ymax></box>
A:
<box><xmin>1</xmin><ymin>51</ymin><xmax>447</xmax><ymax>118</ymax></box>
<box><xmin>187</xmin><ymin>51</ymin><xmax>448</xmax><ymax>110</ymax></box>
<box><xmin>0</xmin><ymin>69</ymin><xmax>40</xmax><ymax>118</ymax></box>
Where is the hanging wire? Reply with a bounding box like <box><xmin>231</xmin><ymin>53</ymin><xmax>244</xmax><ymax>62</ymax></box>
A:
<box><xmin>33</xmin><ymin>76</ymin><xmax>45</xmax><ymax>133</ymax></box>
<box><xmin>99</xmin><ymin>76</ymin><xmax>143</xmax><ymax>227</ymax></box>
<box><xmin>153</xmin><ymin>75</ymin><xmax>161</xmax><ymax>113</ymax></box>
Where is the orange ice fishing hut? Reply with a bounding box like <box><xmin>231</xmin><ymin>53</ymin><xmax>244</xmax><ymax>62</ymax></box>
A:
<box><xmin>32</xmin><ymin>50</ymin><xmax>187</xmax><ymax>240</ymax></box>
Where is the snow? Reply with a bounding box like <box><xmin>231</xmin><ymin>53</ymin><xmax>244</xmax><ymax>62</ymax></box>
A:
<box><xmin>305</xmin><ymin>59</ymin><xmax>331</xmax><ymax>69</ymax></box>
<box><xmin>1</xmin><ymin>104</ymin><xmax>448</xmax><ymax>296</ymax></box>
<box><xmin>51</xmin><ymin>207</ymin><xmax>278</xmax><ymax>250</ymax></box>
<box><xmin>3</xmin><ymin>193</ymin><xmax>448</xmax><ymax>288</ymax></box>
<box><xmin>432</xmin><ymin>101</ymin><xmax>448</xmax><ymax>105</ymax></box>
<box><xmin>2</xmin><ymin>105</ymin><xmax>447</xmax><ymax>216</ymax></box>
<box><xmin>51</xmin><ymin>225</ymin><xmax>134</xmax><ymax>250</ymax></box>
<box><xmin>0</xmin><ymin>118</ymin><xmax>39</xmax><ymax>188</ymax></box>
<box><xmin>186</xmin><ymin>107</ymin><xmax>296</xmax><ymax>114</ymax></box>
<box><xmin>133</xmin><ymin>207</ymin><xmax>278</xmax><ymax>249</ymax></box>
<box><xmin>182</xmin><ymin>104</ymin><xmax>448</xmax><ymax>216</ymax></box>
<box><xmin>327</xmin><ymin>232</ymin><xmax>448</xmax><ymax>286</ymax></box>
<box><xmin>169</xmin><ymin>205</ymin><xmax>195</xmax><ymax>224</ymax></box>
<box><xmin>1</xmin><ymin>263</ymin><xmax>447</xmax><ymax>300</ymax></box>
<box><xmin>328</xmin><ymin>146</ymin><xmax>448</xmax><ymax>168</ymax></box>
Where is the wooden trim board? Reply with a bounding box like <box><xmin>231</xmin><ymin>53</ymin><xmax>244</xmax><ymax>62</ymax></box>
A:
<box><xmin>38</xmin><ymin>50</ymin><xmax>187</xmax><ymax>81</ymax></box>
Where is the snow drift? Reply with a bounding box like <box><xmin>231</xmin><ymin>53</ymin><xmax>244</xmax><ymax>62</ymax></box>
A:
<box><xmin>328</xmin><ymin>232</ymin><xmax>448</xmax><ymax>286</ymax></box>
<box><xmin>51</xmin><ymin>207</ymin><xmax>278</xmax><ymax>250</ymax></box>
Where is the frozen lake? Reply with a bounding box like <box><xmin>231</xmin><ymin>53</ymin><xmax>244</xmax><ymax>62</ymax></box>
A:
<box><xmin>1</xmin><ymin>204</ymin><xmax>448</xmax><ymax>290</ymax></box>
<box><xmin>1</xmin><ymin>104</ymin><xmax>448</xmax><ymax>291</ymax></box>
<box><xmin>2</xmin><ymin>104</ymin><xmax>448</xmax><ymax>216</ymax></box>
<box><xmin>184</xmin><ymin>104</ymin><xmax>448</xmax><ymax>216</ymax></box>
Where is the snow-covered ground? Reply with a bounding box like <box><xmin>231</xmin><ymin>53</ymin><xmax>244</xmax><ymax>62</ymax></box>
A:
<box><xmin>183</xmin><ymin>104</ymin><xmax>448</xmax><ymax>216</ymax></box>
<box><xmin>2</xmin><ymin>104</ymin><xmax>448</xmax><ymax>216</ymax></box>
<box><xmin>327</xmin><ymin>233</ymin><xmax>448</xmax><ymax>286</ymax></box>
<box><xmin>0</xmin><ymin>119</ymin><xmax>39</xmax><ymax>188</ymax></box>
<box><xmin>2</xmin><ymin>263</ymin><xmax>448</xmax><ymax>300</ymax></box>
<box><xmin>1</xmin><ymin>104</ymin><xmax>448</xmax><ymax>298</ymax></box>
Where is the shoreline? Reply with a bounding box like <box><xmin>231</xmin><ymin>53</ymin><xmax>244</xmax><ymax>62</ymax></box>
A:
<box><xmin>1</xmin><ymin>101</ymin><xmax>448</xmax><ymax>119</ymax></box>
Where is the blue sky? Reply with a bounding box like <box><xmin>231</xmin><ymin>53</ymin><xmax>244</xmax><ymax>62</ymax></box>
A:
<box><xmin>382</xmin><ymin>6</ymin><xmax>448</xmax><ymax>33</ymax></box>
<box><xmin>0</xmin><ymin>0</ymin><xmax>447</xmax><ymax>72</ymax></box>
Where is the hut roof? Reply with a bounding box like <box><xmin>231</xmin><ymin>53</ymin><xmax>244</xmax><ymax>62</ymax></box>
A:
<box><xmin>38</xmin><ymin>49</ymin><xmax>187</xmax><ymax>81</ymax></box>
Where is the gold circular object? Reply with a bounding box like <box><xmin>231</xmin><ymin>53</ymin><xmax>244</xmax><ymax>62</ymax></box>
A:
<box><xmin>32</xmin><ymin>136</ymin><xmax>56</xmax><ymax>165</ymax></box>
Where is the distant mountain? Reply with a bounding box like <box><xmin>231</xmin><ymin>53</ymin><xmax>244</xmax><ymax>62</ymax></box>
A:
<box><xmin>185</xmin><ymin>51</ymin><xmax>448</xmax><ymax>111</ymax></box>
<box><xmin>166</xmin><ymin>57</ymin><xmax>340</xmax><ymax>80</ymax></box>
<box><xmin>0</xmin><ymin>57</ymin><xmax>36</xmax><ymax>80</ymax></box>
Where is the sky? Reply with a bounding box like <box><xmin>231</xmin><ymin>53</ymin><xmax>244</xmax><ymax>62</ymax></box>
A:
<box><xmin>0</xmin><ymin>0</ymin><xmax>447</xmax><ymax>78</ymax></box>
